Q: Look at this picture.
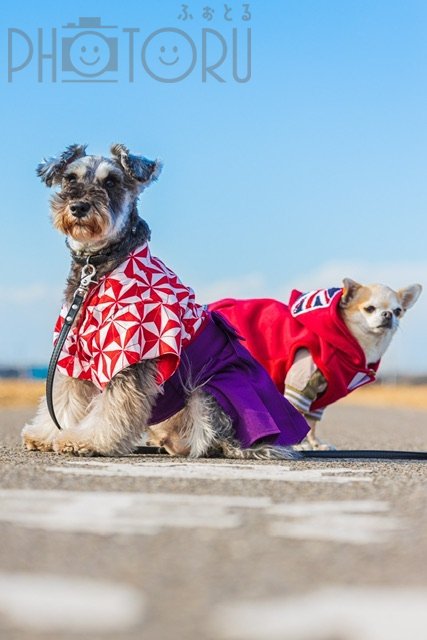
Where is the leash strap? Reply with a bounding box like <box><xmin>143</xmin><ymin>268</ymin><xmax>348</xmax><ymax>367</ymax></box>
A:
<box><xmin>46</xmin><ymin>263</ymin><xmax>97</xmax><ymax>430</ymax></box>
<box><xmin>298</xmin><ymin>449</ymin><xmax>427</xmax><ymax>460</ymax></box>
<box><xmin>132</xmin><ymin>446</ymin><xmax>427</xmax><ymax>460</ymax></box>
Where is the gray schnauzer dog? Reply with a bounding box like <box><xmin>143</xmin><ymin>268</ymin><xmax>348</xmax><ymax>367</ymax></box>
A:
<box><xmin>22</xmin><ymin>144</ymin><xmax>308</xmax><ymax>458</ymax></box>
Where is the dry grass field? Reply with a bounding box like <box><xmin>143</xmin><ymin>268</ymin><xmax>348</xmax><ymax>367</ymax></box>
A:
<box><xmin>0</xmin><ymin>380</ymin><xmax>44</xmax><ymax>408</ymax></box>
<box><xmin>341</xmin><ymin>383</ymin><xmax>427</xmax><ymax>410</ymax></box>
<box><xmin>0</xmin><ymin>379</ymin><xmax>426</xmax><ymax>410</ymax></box>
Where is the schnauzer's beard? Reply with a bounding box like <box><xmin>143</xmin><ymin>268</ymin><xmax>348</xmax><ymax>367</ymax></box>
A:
<box><xmin>50</xmin><ymin>188</ymin><xmax>120</xmax><ymax>246</ymax></box>
<box><xmin>52</xmin><ymin>202</ymin><xmax>112</xmax><ymax>243</ymax></box>
<box><xmin>50</xmin><ymin>183</ymin><xmax>135</xmax><ymax>248</ymax></box>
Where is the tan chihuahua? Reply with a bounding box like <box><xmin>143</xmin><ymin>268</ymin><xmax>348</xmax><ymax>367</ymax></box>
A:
<box><xmin>298</xmin><ymin>279</ymin><xmax>422</xmax><ymax>449</ymax></box>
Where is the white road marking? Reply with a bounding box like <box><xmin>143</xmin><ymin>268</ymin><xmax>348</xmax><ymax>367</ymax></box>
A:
<box><xmin>0</xmin><ymin>572</ymin><xmax>144</xmax><ymax>633</ymax></box>
<box><xmin>0</xmin><ymin>490</ymin><xmax>398</xmax><ymax>544</ymax></box>
<box><xmin>268</xmin><ymin>500</ymin><xmax>401</xmax><ymax>544</ymax></box>
<box><xmin>0</xmin><ymin>490</ymin><xmax>271</xmax><ymax>535</ymax></box>
<box><xmin>268</xmin><ymin>500</ymin><xmax>390</xmax><ymax>516</ymax></box>
<box><xmin>211</xmin><ymin>587</ymin><xmax>427</xmax><ymax>640</ymax></box>
<box><xmin>49</xmin><ymin>460</ymin><xmax>374</xmax><ymax>483</ymax></box>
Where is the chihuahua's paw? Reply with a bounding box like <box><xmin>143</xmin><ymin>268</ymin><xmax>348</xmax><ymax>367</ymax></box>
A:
<box><xmin>294</xmin><ymin>437</ymin><xmax>336</xmax><ymax>452</ymax></box>
<box><xmin>313</xmin><ymin>441</ymin><xmax>336</xmax><ymax>451</ymax></box>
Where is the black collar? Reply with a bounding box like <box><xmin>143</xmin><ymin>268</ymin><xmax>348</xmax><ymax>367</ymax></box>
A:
<box><xmin>66</xmin><ymin>226</ymin><xmax>137</xmax><ymax>266</ymax></box>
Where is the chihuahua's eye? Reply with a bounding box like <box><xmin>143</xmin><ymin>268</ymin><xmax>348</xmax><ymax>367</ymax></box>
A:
<box><xmin>364</xmin><ymin>305</ymin><xmax>376</xmax><ymax>313</ymax></box>
<box><xmin>65</xmin><ymin>173</ymin><xmax>77</xmax><ymax>183</ymax></box>
<box><xmin>394</xmin><ymin>307</ymin><xmax>402</xmax><ymax>317</ymax></box>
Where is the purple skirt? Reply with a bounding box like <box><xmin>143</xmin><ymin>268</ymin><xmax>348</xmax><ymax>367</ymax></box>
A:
<box><xmin>149</xmin><ymin>312</ymin><xmax>309</xmax><ymax>448</ymax></box>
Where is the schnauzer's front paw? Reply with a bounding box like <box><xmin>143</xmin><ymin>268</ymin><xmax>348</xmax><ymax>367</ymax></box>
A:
<box><xmin>22</xmin><ymin>424</ymin><xmax>55</xmax><ymax>452</ymax></box>
<box><xmin>52</xmin><ymin>432</ymin><xmax>98</xmax><ymax>457</ymax></box>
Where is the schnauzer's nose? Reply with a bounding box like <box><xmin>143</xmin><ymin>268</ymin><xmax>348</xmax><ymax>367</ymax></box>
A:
<box><xmin>70</xmin><ymin>202</ymin><xmax>91</xmax><ymax>218</ymax></box>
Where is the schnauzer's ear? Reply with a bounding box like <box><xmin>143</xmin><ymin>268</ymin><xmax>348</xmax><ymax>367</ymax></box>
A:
<box><xmin>340</xmin><ymin>278</ymin><xmax>362</xmax><ymax>307</ymax></box>
<box><xmin>110</xmin><ymin>143</ymin><xmax>162</xmax><ymax>189</ymax></box>
<box><xmin>37</xmin><ymin>144</ymin><xmax>87</xmax><ymax>187</ymax></box>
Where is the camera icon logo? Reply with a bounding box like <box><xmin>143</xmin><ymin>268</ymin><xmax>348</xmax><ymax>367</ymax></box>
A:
<box><xmin>62</xmin><ymin>17</ymin><xmax>118</xmax><ymax>81</ymax></box>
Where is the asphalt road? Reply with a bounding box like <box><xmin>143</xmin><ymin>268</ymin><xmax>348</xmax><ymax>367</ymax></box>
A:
<box><xmin>0</xmin><ymin>404</ymin><xmax>426</xmax><ymax>640</ymax></box>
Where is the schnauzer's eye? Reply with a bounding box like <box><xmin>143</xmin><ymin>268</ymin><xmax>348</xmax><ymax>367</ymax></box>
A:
<box><xmin>364</xmin><ymin>305</ymin><xmax>376</xmax><ymax>313</ymax></box>
<box><xmin>104</xmin><ymin>176</ymin><xmax>119</xmax><ymax>189</ymax></box>
<box><xmin>394</xmin><ymin>307</ymin><xmax>402</xmax><ymax>317</ymax></box>
<box><xmin>65</xmin><ymin>173</ymin><xmax>77</xmax><ymax>183</ymax></box>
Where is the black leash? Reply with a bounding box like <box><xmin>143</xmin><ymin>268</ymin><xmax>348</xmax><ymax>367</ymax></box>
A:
<box><xmin>46</xmin><ymin>262</ymin><xmax>98</xmax><ymax>430</ymax></box>
<box><xmin>132</xmin><ymin>446</ymin><xmax>427</xmax><ymax>460</ymax></box>
<box><xmin>298</xmin><ymin>449</ymin><xmax>427</xmax><ymax>460</ymax></box>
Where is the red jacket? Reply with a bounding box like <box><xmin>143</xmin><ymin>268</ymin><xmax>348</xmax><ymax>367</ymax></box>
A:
<box><xmin>209</xmin><ymin>288</ymin><xmax>379</xmax><ymax>411</ymax></box>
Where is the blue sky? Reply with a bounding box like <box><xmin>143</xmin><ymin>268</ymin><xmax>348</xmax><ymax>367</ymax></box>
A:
<box><xmin>1</xmin><ymin>0</ymin><xmax>426</xmax><ymax>373</ymax></box>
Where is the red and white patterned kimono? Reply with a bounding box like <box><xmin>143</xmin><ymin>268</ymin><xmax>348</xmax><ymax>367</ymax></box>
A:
<box><xmin>54</xmin><ymin>244</ymin><xmax>208</xmax><ymax>390</ymax></box>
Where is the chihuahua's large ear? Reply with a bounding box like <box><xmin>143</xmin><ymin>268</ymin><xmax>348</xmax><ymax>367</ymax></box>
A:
<box><xmin>340</xmin><ymin>278</ymin><xmax>362</xmax><ymax>307</ymax></box>
<box><xmin>397</xmin><ymin>284</ymin><xmax>422</xmax><ymax>310</ymax></box>
<box><xmin>110</xmin><ymin>144</ymin><xmax>162</xmax><ymax>189</ymax></box>
<box><xmin>37</xmin><ymin>144</ymin><xmax>87</xmax><ymax>187</ymax></box>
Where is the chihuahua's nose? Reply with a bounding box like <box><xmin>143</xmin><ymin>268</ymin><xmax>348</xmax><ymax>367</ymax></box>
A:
<box><xmin>381</xmin><ymin>310</ymin><xmax>393</xmax><ymax>328</ymax></box>
<box><xmin>70</xmin><ymin>202</ymin><xmax>91</xmax><ymax>218</ymax></box>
